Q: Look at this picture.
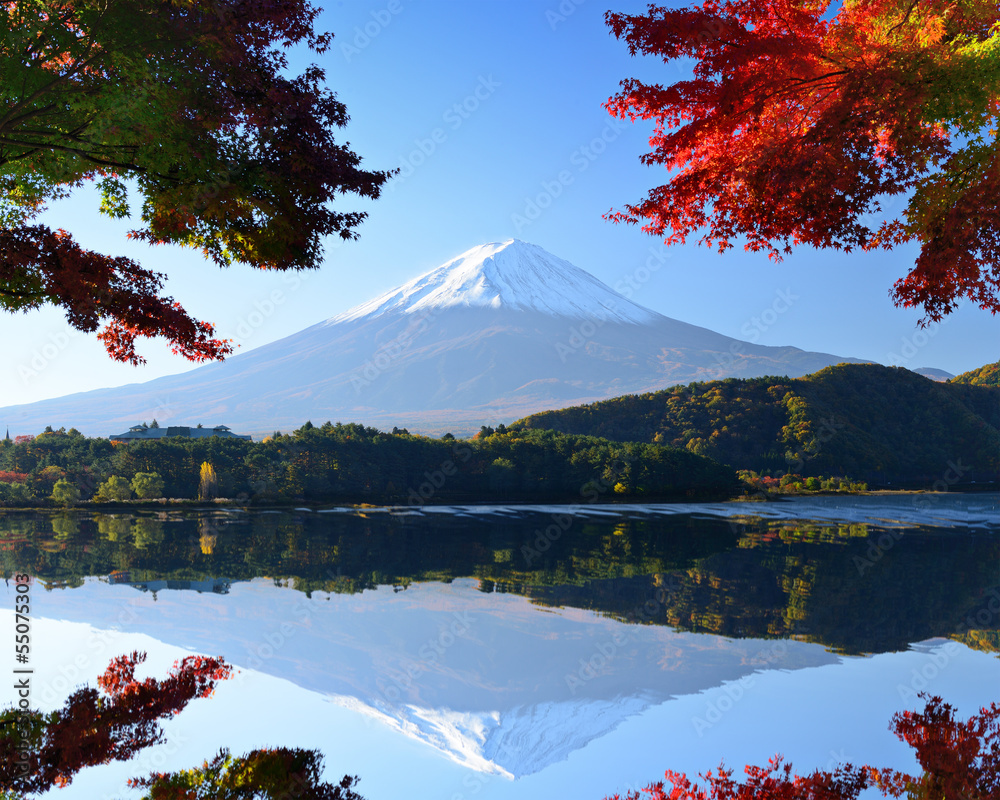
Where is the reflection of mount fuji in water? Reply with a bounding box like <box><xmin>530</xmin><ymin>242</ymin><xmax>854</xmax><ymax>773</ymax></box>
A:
<box><xmin>8</xmin><ymin>500</ymin><xmax>1000</xmax><ymax>775</ymax></box>
<box><xmin>0</xmin><ymin>239</ymin><xmax>863</xmax><ymax>436</ymax></box>
<box><xmin>40</xmin><ymin>577</ymin><xmax>839</xmax><ymax>778</ymax></box>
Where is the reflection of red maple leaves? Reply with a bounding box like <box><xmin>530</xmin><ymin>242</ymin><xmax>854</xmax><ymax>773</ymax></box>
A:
<box><xmin>605</xmin><ymin>757</ymin><xmax>870</xmax><ymax>800</ymax></box>
<box><xmin>0</xmin><ymin>650</ymin><xmax>232</xmax><ymax>795</ymax></box>
<box><xmin>870</xmin><ymin>694</ymin><xmax>1000</xmax><ymax>800</ymax></box>
<box><xmin>605</xmin><ymin>695</ymin><xmax>1000</xmax><ymax>800</ymax></box>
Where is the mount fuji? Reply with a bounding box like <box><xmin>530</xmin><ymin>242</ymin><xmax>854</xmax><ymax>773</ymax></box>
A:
<box><xmin>0</xmin><ymin>239</ymin><xmax>862</xmax><ymax>436</ymax></box>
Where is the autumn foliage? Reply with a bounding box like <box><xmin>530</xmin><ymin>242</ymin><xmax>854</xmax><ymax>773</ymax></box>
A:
<box><xmin>0</xmin><ymin>1</ymin><xmax>392</xmax><ymax>363</ymax></box>
<box><xmin>607</xmin><ymin>758</ymin><xmax>870</xmax><ymax>800</ymax></box>
<box><xmin>0</xmin><ymin>650</ymin><xmax>232</xmax><ymax>795</ymax></box>
<box><xmin>870</xmin><ymin>694</ymin><xmax>1000</xmax><ymax>800</ymax></box>
<box><xmin>0</xmin><ymin>648</ymin><xmax>370</xmax><ymax>798</ymax></box>
<box><xmin>129</xmin><ymin>747</ymin><xmax>366</xmax><ymax>800</ymax></box>
<box><xmin>605</xmin><ymin>1</ymin><xmax>1000</xmax><ymax>322</ymax></box>
<box><xmin>606</xmin><ymin>694</ymin><xmax>1000</xmax><ymax>800</ymax></box>
<box><xmin>0</xmin><ymin>225</ymin><xmax>228</xmax><ymax>364</ymax></box>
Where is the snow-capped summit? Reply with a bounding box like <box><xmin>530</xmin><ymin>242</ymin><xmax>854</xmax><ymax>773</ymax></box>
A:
<box><xmin>330</xmin><ymin>239</ymin><xmax>658</xmax><ymax>324</ymax></box>
<box><xmin>0</xmin><ymin>239</ymin><xmax>863</xmax><ymax>436</ymax></box>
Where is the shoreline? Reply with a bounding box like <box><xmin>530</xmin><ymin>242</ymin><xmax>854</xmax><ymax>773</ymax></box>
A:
<box><xmin>0</xmin><ymin>487</ymin><xmax>996</xmax><ymax>515</ymax></box>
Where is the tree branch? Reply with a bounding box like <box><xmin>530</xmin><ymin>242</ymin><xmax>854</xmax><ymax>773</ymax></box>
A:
<box><xmin>0</xmin><ymin>137</ymin><xmax>148</xmax><ymax>173</ymax></box>
<box><xmin>888</xmin><ymin>1</ymin><xmax>922</xmax><ymax>35</ymax></box>
<box><xmin>0</xmin><ymin>287</ymin><xmax>45</xmax><ymax>301</ymax></box>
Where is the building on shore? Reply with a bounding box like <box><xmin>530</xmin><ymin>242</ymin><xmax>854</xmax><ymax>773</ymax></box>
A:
<box><xmin>110</xmin><ymin>424</ymin><xmax>252</xmax><ymax>442</ymax></box>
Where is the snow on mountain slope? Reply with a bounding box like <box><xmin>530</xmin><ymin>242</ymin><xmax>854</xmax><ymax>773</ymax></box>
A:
<box><xmin>333</xmin><ymin>694</ymin><xmax>659</xmax><ymax>778</ymax></box>
<box><xmin>28</xmin><ymin>577</ymin><xmax>842</xmax><ymax>781</ymax></box>
<box><xmin>0</xmin><ymin>239</ymin><xmax>866</xmax><ymax>436</ymax></box>
<box><xmin>330</xmin><ymin>239</ymin><xmax>659</xmax><ymax>324</ymax></box>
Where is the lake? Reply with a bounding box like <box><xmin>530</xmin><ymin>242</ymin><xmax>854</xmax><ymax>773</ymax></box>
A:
<box><xmin>2</xmin><ymin>493</ymin><xmax>999</xmax><ymax>799</ymax></box>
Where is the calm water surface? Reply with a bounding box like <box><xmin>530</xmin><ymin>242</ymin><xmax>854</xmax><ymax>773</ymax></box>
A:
<box><xmin>1</xmin><ymin>494</ymin><xmax>998</xmax><ymax>799</ymax></box>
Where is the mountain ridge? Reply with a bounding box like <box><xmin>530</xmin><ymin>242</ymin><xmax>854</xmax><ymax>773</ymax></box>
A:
<box><xmin>514</xmin><ymin>362</ymin><xmax>1000</xmax><ymax>484</ymax></box>
<box><xmin>0</xmin><ymin>240</ymin><xmax>866</xmax><ymax>437</ymax></box>
<box><xmin>951</xmin><ymin>360</ymin><xmax>1000</xmax><ymax>387</ymax></box>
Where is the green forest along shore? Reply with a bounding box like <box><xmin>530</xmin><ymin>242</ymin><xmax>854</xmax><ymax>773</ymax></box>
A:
<box><xmin>2</xmin><ymin>362</ymin><xmax>998</xmax><ymax>507</ymax></box>
<box><xmin>0</xmin><ymin>423</ymin><xmax>738</xmax><ymax>507</ymax></box>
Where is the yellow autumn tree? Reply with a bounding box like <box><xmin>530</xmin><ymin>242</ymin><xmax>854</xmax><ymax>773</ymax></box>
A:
<box><xmin>199</xmin><ymin>520</ymin><xmax>217</xmax><ymax>554</ymax></box>
<box><xmin>198</xmin><ymin>462</ymin><xmax>218</xmax><ymax>501</ymax></box>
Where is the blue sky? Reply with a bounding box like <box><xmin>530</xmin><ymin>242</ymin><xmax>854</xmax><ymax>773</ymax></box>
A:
<box><xmin>1</xmin><ymin>0</ymin><xmax>996</xmax><ymax>409</ymax></box>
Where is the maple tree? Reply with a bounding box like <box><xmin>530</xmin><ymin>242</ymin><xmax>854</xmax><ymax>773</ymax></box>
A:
<box><xmin>870</xmin><ymin>694</ymin><xmax>1000</xmax><ymax>800</ymax></box>
<box><xmin>0</xmin><ymin>650</ymin><xmax>232</xmax><ymax>795</ymax></box>
<box><xmin>0</xmin><ymin>0</ymin><xmax>392</xmax><ymax>363</ymax></box>
<box><xmin>606</xmin><ymin>757</ymin><xmax>870</xmax><ymax>800</ymax></box>
<box><xmin>604</xmin><ymin>694</ymin><xmax>1000</xmax><ymax>800</ymax></box>
<box><xmin>605</xmin><ymin>1</ymin><xmax>1000</xmax><ymax>322</ymax></box>
<box><xmin>129</xmin><ymin>746</ymin><xmax>367</xmax><ymax>800</ymax></box>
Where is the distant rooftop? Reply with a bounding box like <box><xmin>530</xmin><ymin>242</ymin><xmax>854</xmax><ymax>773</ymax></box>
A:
<box><xmin>110</xmin><ymin>424</ymin><xmax>252</xmax><ymax>442</ymax></box>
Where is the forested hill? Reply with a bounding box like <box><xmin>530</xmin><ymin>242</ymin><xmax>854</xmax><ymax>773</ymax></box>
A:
<box><xmin>514</xmin><ymin>364</ymin><xmax>1000</xmax><ymax>485</ymax></box>
<box><xmin>0</xmin><ymin>423</ymin><xmax>739</xmax><ymax>505</ymax></box>
<box><xmin>951</xmin><ymin>360</ymin><xmax>1000</xmax><ymax>387</ymax></box>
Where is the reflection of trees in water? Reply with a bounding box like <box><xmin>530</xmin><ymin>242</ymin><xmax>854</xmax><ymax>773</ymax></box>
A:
<box><xmin>93</xmin><ymin>515</ymin><xmax>165</xmax><ymax>549</ymax></box>
<box><xmin>50</xmin><ymin>514</ymin><xmax>79</xmax><ymax>539</ymax></box>
<box><xmin>956</xmin><ymin>629</ymin><xmax>1000</xmax><ymax>654</ymax></box>
<box><xmin>527</xmin><ymin>521</ymin><xmax>1000</xmax><ymax>655</ymax></box>
<box><xmin>0</xmin><ymin>511</ymin><xmax>997</xmax><ymax>655</ymax></box>
<box><xmin>98</xmin><ymin>515</ymin><xmax>131</xmax><ymax>542</ymax></box>
<box><xmin>132</xmin><ymin>518</ymin><xmax>164</xmax><ymax>550</ymax></box>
